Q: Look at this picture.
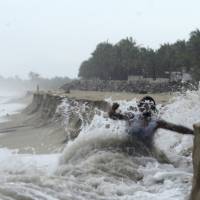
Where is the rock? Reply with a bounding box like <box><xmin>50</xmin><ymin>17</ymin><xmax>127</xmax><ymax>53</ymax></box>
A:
<box><xmin>61</xmin><ymin>80</ymin><xmax>198</xmax><ymax>93</ymax></box>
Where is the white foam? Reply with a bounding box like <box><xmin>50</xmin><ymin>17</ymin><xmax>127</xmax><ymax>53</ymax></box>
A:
<box><xmin>0</xmin><ymin>90</ymin><xmax>198</xmax><ymax>199</ymax></box>
<box><xmin>0</xmin><ymin>94</ymin><xmax>26</xmax><ymax>122</ymax></box>
<box><xmin>56</xmin><ymin>92</ymin><xmax>196</xmax><ymax>199</ymax></box>
<box><xmin>0</xmin><ymin>148</ymin><xmax>60</xmax><ymax>176</ymax></box>
<box><xmin>155</xmin><ymin>91</ymin><xmax>198</xmax><ymax>167</ymax></box>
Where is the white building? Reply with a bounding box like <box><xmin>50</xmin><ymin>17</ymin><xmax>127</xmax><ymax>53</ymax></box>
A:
<box><xmin>128</xmin><ymin>75</ymin><xmax>169</xmax><ymax>83</ymax></box>
<box><xmin>170</xmin><ymin>71</ymin><xmax>192</xmax><ymax>82</ymax></box>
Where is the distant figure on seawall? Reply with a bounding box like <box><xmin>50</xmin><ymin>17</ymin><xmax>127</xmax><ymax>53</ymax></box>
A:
<box><xmin>108</xmin><ymin>96</ymin><xmax>193</xmax><ymax>147</ymax></box>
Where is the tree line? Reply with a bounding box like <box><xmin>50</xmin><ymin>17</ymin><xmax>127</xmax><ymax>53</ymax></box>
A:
<box><xmin>78</xmin><ymin>29</ymin><xmax>200</xmax><ymax>81</ymax></box>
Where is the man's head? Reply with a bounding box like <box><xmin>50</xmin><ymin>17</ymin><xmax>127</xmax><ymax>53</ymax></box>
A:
<box><xmin>137</xmin><ymin>96</ymin><xmax>156</xmax><ymax>117</ymax></box>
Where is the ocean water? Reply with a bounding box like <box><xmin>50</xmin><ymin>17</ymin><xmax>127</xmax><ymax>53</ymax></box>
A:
<box><xmin>0</xmin><ymin>90</ymin><xmax>197</xmax><ymax>200</ymax></box>
<box><xmin>0</xmin><ymin>93</ymin><xmax>26</xmax><ymax>122</ymax></box>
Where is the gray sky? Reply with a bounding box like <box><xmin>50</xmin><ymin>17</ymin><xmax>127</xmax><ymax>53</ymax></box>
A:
<box><xmin>0</xmin><ymin>0</ymin><xmax>200</xmax><ymax>79</ymax></box>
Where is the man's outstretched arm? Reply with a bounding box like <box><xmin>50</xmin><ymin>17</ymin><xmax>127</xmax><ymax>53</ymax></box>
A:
<box><xmin>108</xmin><ymin>112</ymin><xmax>129</xmax><ymax>120</ymax></box>
<box><xmin>157</xmin><ymin>120</ymin><xmax>194</xmax><ymax>135</ymax></box>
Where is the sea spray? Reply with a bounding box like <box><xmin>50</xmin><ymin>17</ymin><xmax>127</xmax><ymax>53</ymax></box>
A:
<box><xmin>0</xmin><ymin>92</ymin><xmax>196</xmax><ymax>199</ymax></box>
<box><xmin>155</xmin><ymin>90</ymin><xmax>200</xmax><ymax>168</ymax></box>
<box><xmin>56</xmin><ymin>98</ymin><xmax>102</xmax><ymax>140</ymax></box>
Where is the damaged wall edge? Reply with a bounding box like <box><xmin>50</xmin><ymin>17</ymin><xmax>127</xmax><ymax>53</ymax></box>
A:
<box><xmin>190</xmin><ymin>123</ymin><xmax>200</xmax><ymax>200</ymax></box>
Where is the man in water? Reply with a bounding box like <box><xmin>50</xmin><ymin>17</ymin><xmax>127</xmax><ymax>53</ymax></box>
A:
<box><xmin>108</xmin><ymin>96</ymin><xmax>193</xmax><ymax>147</ymax></box>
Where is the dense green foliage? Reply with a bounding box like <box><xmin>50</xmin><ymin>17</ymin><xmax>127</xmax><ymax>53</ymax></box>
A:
<box><xmin>79</xmin><ymin>29</ymin><xmax>200</xmax><ymax>80</ymax></box>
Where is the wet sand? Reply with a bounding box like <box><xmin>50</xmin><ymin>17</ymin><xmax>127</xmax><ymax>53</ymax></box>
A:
<box><xmin>0</xmin><ymin>114</ymin><xmax>66</xmax><ymax>154</ymax></box>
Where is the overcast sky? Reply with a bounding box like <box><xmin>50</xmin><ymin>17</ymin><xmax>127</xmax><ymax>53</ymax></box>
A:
<box><xmin>0</xmin><ymin>0</ymin><xmax>199</xmax><ymax>79</ymax></box>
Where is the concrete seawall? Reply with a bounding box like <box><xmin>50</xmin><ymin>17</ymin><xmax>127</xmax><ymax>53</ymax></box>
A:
<box><xmin>24</xmin><ymin>92</ymin><xmax>110</xmax><ymax>140</ymax></box>
<box><xmin>25</xmin><ymin>92</ymin><xmax>110</xmax><ymax>119</ymax></box>
<box><xmin>25</xmin><ymin>92</ymin><xmax>63</xmax><ymax>122</ymax></box>
<box><xmin>190</xmin><ymin>123</ymin><xmax>200</xmax><ymax>200</ymax></box>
